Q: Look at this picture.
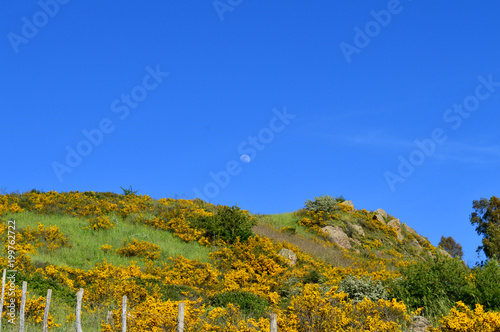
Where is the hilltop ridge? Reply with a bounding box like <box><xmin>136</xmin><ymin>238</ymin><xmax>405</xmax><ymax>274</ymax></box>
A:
<box><xmin>0</xmin><ymin>191</ymin><xmax>498</xmax><ymax>331</ymax></box>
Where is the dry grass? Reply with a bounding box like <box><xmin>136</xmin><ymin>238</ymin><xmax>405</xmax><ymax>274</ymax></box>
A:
<box><xmin>252</xmin><ymin>223</ymin><xmax>353</xmax><ymax>268</ymax></box>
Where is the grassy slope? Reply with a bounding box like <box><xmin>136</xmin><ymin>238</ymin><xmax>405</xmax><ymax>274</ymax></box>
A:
<box><xmin>0</xmin><ymin>205</ymin><xmax>435</xmax><ymax>331</ymax></box>
<box><xmin>4</xmin><ymin>211</ymin><xmax>210</xmax><ymax>270</ymax></box>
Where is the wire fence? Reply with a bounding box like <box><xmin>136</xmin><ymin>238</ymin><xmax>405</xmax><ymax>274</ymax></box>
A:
<box><xmin>0</xmin><ymin>269</ymin><xmax>278</xmax><ymax>332</ymax></box>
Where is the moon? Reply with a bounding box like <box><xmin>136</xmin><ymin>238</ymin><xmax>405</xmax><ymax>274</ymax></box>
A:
<box><xmin>240</xmin><ymin>154</ymin><xmax>251</xmax><ymax>163</ymax></box>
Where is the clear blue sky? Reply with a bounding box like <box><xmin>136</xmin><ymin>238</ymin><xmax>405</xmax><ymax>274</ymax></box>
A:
<box><xmin>2</xmin><ymin>1</ymin><xmax>499</xmax><ymax>264</ymax></box>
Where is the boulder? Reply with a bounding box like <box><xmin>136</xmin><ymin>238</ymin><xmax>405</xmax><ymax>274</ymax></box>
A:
<box><xmin>322</xmin><ymin>226</ymin><xmax>351</xmax><ymax>249</ymax></box>
<box><xmin>351</xmin><ymin>224</ymin><xmax>365</xmax><ymax>237</ymax></box>
<box><xmin>374</xmin><ymin>213</ymin><xmax>386</xmax><ymax>223</ymax></box>
<box><xmin>279</xmin><ymin>248</ymin><xmax>297</xmax><ymax>266</ymax></box>
<box><xmin>387</xmin><ymin>218</ymin><xmax>404</xmax><ymax>241</ymax></box>
<box><xmin>375</xmin><ymin>208</ymin><xmax>387</xmax><ymax>218</ymax></box>
<box><xmin>340</xmin><ymin>201</ymin><xmax>354</xmax><ymax>213</ymax></box>
<box><xmin>409</xmin><ymin>316</ymin><xmax>431</xmax><ymax>332</ymax></box>
<box><xmin>341</xmin><ymin>200</ymin><xmax>354</xmax><ymax>209</ymax></box>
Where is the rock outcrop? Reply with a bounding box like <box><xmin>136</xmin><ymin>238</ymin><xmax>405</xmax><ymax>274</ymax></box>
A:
<box><xmin>279</xmin><ymin>248</ymin><xmax>297</xmax><ymax>266</ymax></box>
<box><xmin>351</xmin><ymin>224</ymin><xmax>365</xmax><ymax>237</ymax></box>
<box><xmin>375</xmin><ymin>208</ymin><xmax>387</xmax><ymax>218</ymax></box>
<box><xmin>322</xmin><ymin>226</ymin><xmax>351</xmax><ymax>249</ymax></box>
<box><xmin>409</xmin><ymin>316</ymin><xmax>431</xmax><ymax>332</ymax></box>
<box><xmin>387</xmin><ymin>218</ymin><xmax>404</xmax><ymax>241</ymax></box>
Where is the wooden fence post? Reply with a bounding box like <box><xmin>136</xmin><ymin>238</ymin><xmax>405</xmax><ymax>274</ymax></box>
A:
<box><xmin>75</xmin><ymin>288</ymin><xmax>84</xmax><ymax>332</ymax></box>
<box><xmin>106</xmin><ymin>310</ymin><xmax>114</xmax><ymax>327</ymax></box>
<box><xmin>19</xmin><ymin>281</ymin><xmax>27</xmax><ymax>332</ymax></box>
<box><xmin>0</xmin><ymin>269</ymin><xmax>6</xmax><ymax>332</ymax></box>
<box><xmin>122</xmin><ymin>295</ymin><xmax>127</xmax><ymax>332</ymax></box>
<box><xmin>177</xmin><ymin>302</ymin><xmax>185</xmax><ymax>332</ymax></box>
<box><xmin>42</xmin><ymin>289</ymin><xmax>52</xmax><ymax>332</ymax></box>
<box><xmin>270</xmin><ymin>313</ymin><xmax>277</xmax><ymax>332</ymax></box>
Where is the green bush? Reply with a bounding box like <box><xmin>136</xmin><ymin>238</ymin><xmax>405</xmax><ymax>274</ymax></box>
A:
<box><xmin>192</xmin><ymin>205</ymin><xmax>256</xmax><ymax>244</ymax></box>
<box><xmin>337</xmin><ymin>275</ymin><xmax>387</xmax><ymax>303</ymax></box>
<box><xmin>389</xmin><ymin>256</ymin><xmax>475</xmax><ymax>317</ymax></box>
<box><xmin>474</xmin><ymin>257</ymin><xmax>500</xmax><ymax>311</ymax></box>
<box><xmin>304</xmin><ymin>195</ymin><xmax>345</xmax><ymax>213</ymax></box>
<box><xmin>302</xmin><ymin>269</ymin><xmax>324</xmax><ymax>284</ymax></box>
<box><xmin>210</xmin><ymin>291</ymin><xmax>268</xmax><ymax>317</ymax></box>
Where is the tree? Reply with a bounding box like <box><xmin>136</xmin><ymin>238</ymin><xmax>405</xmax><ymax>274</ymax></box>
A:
<box><xmin>192</xmin><ymin>205</ymin><xmax>256</xmax><ymax>244</ymax></box>
<box><xmin>439</xmin><ymin>236</ymin><xmax>464</xmax><ymax>259</ymax></box>
<box><xmin>470</xmin><ymin>196</ymin><xmax>500</xmax><ymax>259</ymax></box>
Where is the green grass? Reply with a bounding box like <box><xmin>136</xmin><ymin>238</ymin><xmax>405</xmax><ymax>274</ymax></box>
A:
<box><xmin>254</xmin><ymin>212</ymin><xmax>317</xmax><ymax>239</ymax></box>
<box><xmin>3</xmin><ymin>211</ymin><xmax>210</xmax><ymax>270</ymax></box>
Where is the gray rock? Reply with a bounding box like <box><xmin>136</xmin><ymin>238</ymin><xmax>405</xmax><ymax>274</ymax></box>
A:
<box><xmin>374</xmin><ymin>213</ymin><xmax>386</xmax><ymax>223</ymax></box>
<box><xmin>279</xmin><ymin>248</ymin><xmax>297</xmax><ymax>266</ymax></box>
<box><xmin>410</xmin><ymin>238</ymin><xmax>422</xmax><ymax>251</ymax></box>
<box><xmin>321</xmin><ymin>226</ymin><xmax>351</xmax><ymax>249</ymax></box>
<box><xmin>387</xmin><ymin>218</ymin><xmax>404</xmax><ymax>241</ymax></box>
<box><xmin>375</xmin><ymin>208</ymin><xmax>387</xmax><ymax>218</ymax></box>
<box><xmin>351</xmin><ymin>224</ymin><xmax>365</xmax><ymax>237</ymax></box>
<box><xmin>409</xmin><ymin>316</ymin><xmax>431</xmax><ymax>332</ymax></box>
<box><xmin>341</xmin><ymin>200</ymin><xmax>354</xmax><ymax>209</ymax></box>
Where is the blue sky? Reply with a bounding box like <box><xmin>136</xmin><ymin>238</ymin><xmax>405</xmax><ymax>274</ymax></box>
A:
<box><xmin>2</xmin><ymin>1</ymin><xmax>499</xmax><ymax>264</ymax></box>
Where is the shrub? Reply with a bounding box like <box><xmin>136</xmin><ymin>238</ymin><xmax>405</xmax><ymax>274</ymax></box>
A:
<box><xmin>210</xmin><ymin>291</ymin><xmax>268</xmax><ymax>317</ymax></box>
<box><xmin>389</xmin><ymin>256</ymin><xmax>476</xmax><ymax>317</ymax></box>
<box><xmin>302</xmin><ymin>269</ymin><xmax>324</xmax><ymax>284</ymax></box>
<box><xmin>431</xmin><ymin>301</ymin><xmax>500</xmax><ymax>332</ymax></box>
<box><xmin>192</xmin><ymin>205</ymin><xmax>256</xmax><ymax>244</ymax></box>
<box><xmin>474</xmin><ymin>257</ymin><xmax>500</xmax><ymax>311</ymax></box>
<box><xmin>304</xmin><ymin>195</ymin><xmax>345</xmax><ymax>213</ymax></box>
<box><xmin>337</xmin><ymin>275</ymin><xmax>388</xmax><ymax>303</ymax></box>
<box><xmin>116</xmin><ymin>238</ymin><xmax>161</xmax><ymax>260</ymax></box>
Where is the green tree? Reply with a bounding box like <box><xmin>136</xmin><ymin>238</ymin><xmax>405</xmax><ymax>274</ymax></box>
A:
<box><xmin>470</xmin><ymin>196</ymin><xmax>500</xmax><ymax>259</ymax></box>
<box><xmin>438</xmin><ymin>236</ymin><xmax>464</xmax><ymax>259</ymax></box>
<box><xmin>192</xmin><ymin>205</ymin><xmax>256</xmax><ymax>244</ymax></box>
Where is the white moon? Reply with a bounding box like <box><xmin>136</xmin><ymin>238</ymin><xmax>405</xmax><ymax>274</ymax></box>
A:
<box><xmin>240</xmin><ymin>154</ymin><xmax>251</xmax><ymax>163</ymax></box>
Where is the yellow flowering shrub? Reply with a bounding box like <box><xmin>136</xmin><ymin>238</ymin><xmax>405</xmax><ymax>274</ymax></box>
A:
<box><xmin>20</xmin><ymin>222</ymin><xmax>71</xmax><ymax>251</ymax></box>
<box><xmin>116</xmin><ymin>238</ymin><xmax>161</xmax><ymax>260</ymax></box>
<box><xmin>289</xmin><ymin>284</ymin><xmax>411</xmax><ymax>332</ymax></box>
<box><xmin>431</xmin><ymin>301</ymin><xmax>500</xmax><ymax>332</ymax></box>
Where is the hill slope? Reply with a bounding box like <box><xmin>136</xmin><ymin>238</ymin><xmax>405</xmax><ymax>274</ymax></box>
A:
<box><xmin>0</xmin><ymin>191</ymin><xmax>498</xmax><ymax>331</ymax></box>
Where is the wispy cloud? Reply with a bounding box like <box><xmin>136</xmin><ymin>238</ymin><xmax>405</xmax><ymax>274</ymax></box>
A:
<box><xmin>326</xmin><ymin>132</ymin><xmax>500</xmax><ymax>165</ymax></box>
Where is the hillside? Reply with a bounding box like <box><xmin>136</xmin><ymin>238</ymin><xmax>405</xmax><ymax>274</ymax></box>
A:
<box><xmin>0</xmin><ymin>191</ymin><xmax>499</xmax><ymax>331</ymax></box>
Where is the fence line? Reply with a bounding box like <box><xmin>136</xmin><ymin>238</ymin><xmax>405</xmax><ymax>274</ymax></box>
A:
<box><xmin>42</xmin><ymin>289</ymin><xmax>52</xmax><ymax>332</ymax></box>
<box><xmin>121</xmin><ymin>295</ymin><xmax>127</xmax><ymax>332</ymax></box>
<box><xmin>19</xmin><ymin>281</ymin><xmax>27</xmax><ymax>332</ymax></box>
<box><xmin>75</xmin><ymin>288</ymin><xmax>84</xmax><ymax>332</ymax></box>
<box><xmin>0</xmin><ymin>280</ymin><xmax>280</xmax><ymax>331</ymax></box>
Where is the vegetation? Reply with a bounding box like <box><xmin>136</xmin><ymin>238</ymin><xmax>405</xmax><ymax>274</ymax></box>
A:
<box><xmin>304</xmin><ymin>195</ymin><xmax>346</xmax><ymax>214</ymax></box>
<box><xmin>470</xmin><ymin>196</ymin><xmax>500</xmax><ymax>259</ymax></box>
<box><xmin>0</xmin><ymin>190</ymin><xmax>498</xmax><ymax>331</ymax></box>
<box><xmin>438</xmin><ymin>236</ymin><xmax>464</xmax><ymax>259</ymax></box>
